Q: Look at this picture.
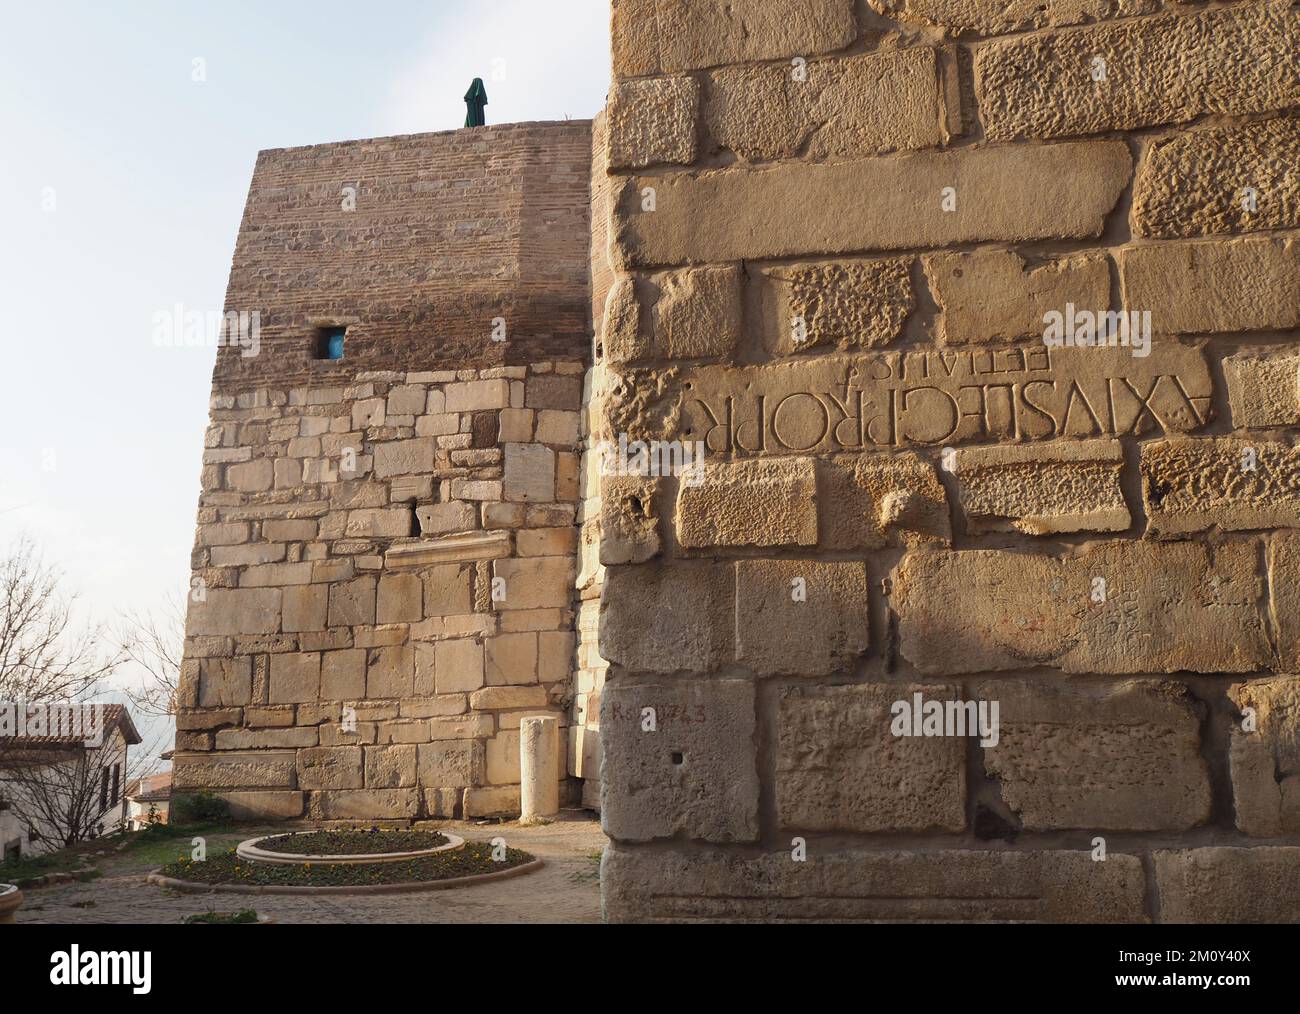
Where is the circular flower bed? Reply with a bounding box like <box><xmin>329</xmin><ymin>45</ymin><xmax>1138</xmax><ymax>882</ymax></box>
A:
<box><xmin>236</xmin><ymin>828</ymin><xmax>463</xmax><ymax>866</ymax></box>
<box><xmin>255</xmin><ymin>829</ymin><xmax>447</xmax><ymax>856</ymax></box>
<box><xmin>150</xmin><ymin>841</ymin><xmax>540</xmax><ymax>895</ymax></box>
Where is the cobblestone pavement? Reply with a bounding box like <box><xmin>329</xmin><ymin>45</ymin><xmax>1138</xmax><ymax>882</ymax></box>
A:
<box><xmin>15</xmin><ymin>813</ymin><xmax>606</xmax><ymax>925</ymax></box>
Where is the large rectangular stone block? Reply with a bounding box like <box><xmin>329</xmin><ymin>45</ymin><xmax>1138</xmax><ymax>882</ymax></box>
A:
<box><xmin>817</xmin><ymin>454</ymin><xmax>950</xmax><ymax>549</ymax></box>
<box><xmin>601</xmin><ymin>679</ymin><xmax>758</xmax><ymax>843</ymax></box>
<box><xmin>977</xmin><ymin>679</ymin><xmax>1210</xmax><ymax>831</ymax></box>
<box><xmin>607</xmin><ymin>76</ymin><xmax>699</xmax><ymax>170</ymax></box>
<box><xmin>297</xmin><ymin>746</ymin><xmax>364</xmax><ymax>790</ymax></box>
<box><xmin>1121</xmin><ymin>237</ymin><xmax>1300</xmax><ymax>334</ymax></box>
<box><xmin>1155</xmin><ymin>848</ymin><xmax>1300</xmax><ymax>923</ymax></box>
<box><xmin>1142</xmin><ymin>439</ymin><xmax>1300</xmax><ymax>537</ymax></box>
<box><xmin>1133</xmin><ymin>117</ymin><xmax>1300</xmax><ymax>239</ymax></box>
<box><xmin>615</xmin><ymin>141</ymin><xmax>1130</xmax><ymax>267</ymax></box>
<box><xmin>977</xmin><ymin>2</ymin><xmax>1300</xmax><ymax>141</ymax></box>
<box><xmin>955</xmin><ymin>439</ymin><xmax>1129</xmax><ymax>535</ymax></box>
<box><xmin>923</xmin><ymin>249</ymin><xmax>1110</xmax><ymax>345</ymax></box>
<box><xmin>870</xmin><ymin>0</ymin><xmax>1156</xmax><ymax>36</ymax></box>
<box><xmin>612</xmin><ymin>0</ymin><xmax>857</xmax><ymax>77</ymax></box>
<box><xmin>677</xmin><ymin>458</ymin><xmax>818</xmax><ymax>548</ymax></box>
<box><xmin>705</xmin><ymin>47</ymin><xmax>947</xmax><ymax>164</ymax></box>
<box><xmin>894</xmin><ymin>541</ymin><xmax>1270</xmax><ymax>675</ymax></box>
<box><xmin>600</xmin><ymin>562</ymin><xmax>735</xmax><ymax>672</ymax></box>
<box><xmin>1270</xmin><ymin>534</ymin><xmax>1300</xmax><ymax>672</ymax></box>
<box><xmin>211</xmin><ymin>791</ymin><xmax>304</xmax><ymax>820</ymax></box>
<box><xmin>776</xmin><ymin>684</ymin><xmax>965</xmax><ymax>832</ymax></box>
<box><xmin>1229</xmin><ymin>677</ymin><xmax>1300</xmax><ymax>836</ymax></box>
<box><xmin>671</xmin><ymin>345</ymin><xmax>1210</xmax><ymax>454</ymax></box>
<box><xmin>735</xmin><ymin>561</ymin><xmax>869</xmax><ymax>675</ymax></box>
<box><xmin>172</xmin><ymin>750</ymin><xmax>297</xmax><ymax>790</ymax></box>
<box><xmin>314</xmin><ymin>788</ymin><xmax>420</xmax><ymax>820</ymax></box>
<box><xmin>602</xmin><ymin>846</ymin><xmax>1148</xmax><ymax>922</ymax></box>
<box><xmin>1224</xmin><ymin>353</ymin><xmax>1300</xmax><ymax>429</ymax></box>
<box><xmin>186</xmin><ymin>588</ymin><xmax>281</xmax><ymax>636</ymax></box>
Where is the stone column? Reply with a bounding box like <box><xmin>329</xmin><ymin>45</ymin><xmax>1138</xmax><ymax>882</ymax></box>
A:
<box><xmin>519</xmin><ymin>716</ymin><xmax>560</xmax><ymax>823</ymax></box>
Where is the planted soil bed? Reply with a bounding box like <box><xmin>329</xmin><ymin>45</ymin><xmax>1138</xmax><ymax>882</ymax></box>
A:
<box><xmin>152</xmin><ymin>842</ymin><xmax>538</xmax><ymax>893</ymax></box>
<box><xmin>254</xmin><ymin>829</ymin><xmax>448</xmax><ymax>856</ymax></box>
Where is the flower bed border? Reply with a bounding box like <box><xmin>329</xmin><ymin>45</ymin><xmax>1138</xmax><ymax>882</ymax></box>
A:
<box><xmin>236</xmin><ymin>830</ymin><xmax>465</xmax><ymax>866</ymax></box>
<box><xmin>146</xmin><ymin>858</ymin><xmax>544</xmax><ymax>896</ymax></box>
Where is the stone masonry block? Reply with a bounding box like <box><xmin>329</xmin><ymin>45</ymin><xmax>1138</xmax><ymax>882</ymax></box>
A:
<box><xmin>735</xmin><ymin>560</ymin><xmax>869</xmax><ymax>675</ymax></box>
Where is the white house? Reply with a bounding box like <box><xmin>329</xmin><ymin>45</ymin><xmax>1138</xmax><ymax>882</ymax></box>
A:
<box><xmin>0</xmin><ymin>703</ymin><xmax>142</xmax><ymax>860</ymax></box>
<box><xmin>125</xmin><ymin>771</ymin><xmax>171</xmax><ymax>830</ymax></box>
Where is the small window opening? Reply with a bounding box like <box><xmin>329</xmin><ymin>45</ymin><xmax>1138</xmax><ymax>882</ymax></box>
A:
<box><xmin>671</xmin><ymin>752</ymin><xmax>685</xmax><ymax>766</ymax></box>
<box><xmin>315</xmin><ymin>326</ymin><xmax>347</xmax><ymax>360</ymax></box>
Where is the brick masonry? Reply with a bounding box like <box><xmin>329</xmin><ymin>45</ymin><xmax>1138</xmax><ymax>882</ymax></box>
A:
<box><xmin>594</xmin><ymin>0</ymin><xmax>1300</xmax><ymax>924</ymax></box>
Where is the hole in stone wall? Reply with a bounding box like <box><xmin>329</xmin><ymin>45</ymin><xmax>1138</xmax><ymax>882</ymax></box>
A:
<box><xmin>314</xmin><ymin>325</ymin><xmax>347</xmax><ymax>360</ymax></box>
<box><xmin>671</xmin><ymin>752</ymin><xmax>684</xmax><ymax>766</ymax></box>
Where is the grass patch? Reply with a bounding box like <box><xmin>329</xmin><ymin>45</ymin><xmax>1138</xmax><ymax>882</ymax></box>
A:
<box><xmin>113</xmin><ymin>822</ymin><xmax>235</xmax><ymax>868</ymax></box>
<box><xmin>184</xmin><ymin>909</ymin><xmax>260</xmax><ymax>924</ymax></box>
<box><xmin>158</xmin><ymin>842</ymin><xmax>534</xmax><ymax>888</ymax></box>
<box><xmin>0</xmin><ymin>848</ymin><xmax>96</xmax><ymax>887</ymax></box>
<box><xmin>254</xmin><ymin>829</ymin><xmax>448</xmax><ymax>856</ymax></box>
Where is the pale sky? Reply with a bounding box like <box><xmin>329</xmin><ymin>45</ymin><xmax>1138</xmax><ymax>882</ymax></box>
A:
<box><xmin>0</xmin><ymin>0</ymin><xmax>612</xmax><ymax>752</ymax></box>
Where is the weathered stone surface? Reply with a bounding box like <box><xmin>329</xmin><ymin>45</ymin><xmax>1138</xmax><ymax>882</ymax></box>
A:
<box><xmin>187</xmin><ymin>588</ymin><xmax>281</xmax><ymax>636</ymax></box>
<box><xmin>1142</xmin><ymin>439</ymin><xmax>1300</xmax><ymax>537</ymax></box>
<box><xmin>1155</xmin><ymin>848</ymin><xmax>1300</xmax><ymax>923</ymax></box>
<box><xmin>320</xmin><ymin>649</ymin><xmax>366</xmax><ymax>700</ymax></box>
<box><xmin>602</xmin><ymin>845</ymin><xmax>1147</xmax><ymax>922</ymax></box>
<box><xmin>491</xmin><ymin>556</ymin><xmax>572</xmax><ymax>611</ymax></box>
<box><xmin>776</xmin><ymin>684</ymin><xmax>964</xmax><ymax>831</ymax></box>
<box><xmin>602</xmin><ymin>275</ymin><xmax>648</xmax><ymax>364</ymax></box>
<box><xmin>1224</xmin><ymin>354</ymin><xmax>1300</xmax><ymax>429</ymax></box>
<box><xmin>612</xmin><ymin>0</ymin><xmax>857</xmax><ymax>77</ymax></box>
<box><xmin>364</xmin><ymin>744</ymin><xmax>417</xmax><ymax>788</ymax></box>
<box><xmin>607</xmin><ymin>76</ymin><xmax>699</xmax><ymax>170</ymax></box>
<box><xmin>1133</xmin><ymin>117</ymin><xmax>1300</xmax><ymax>239</ymax></box>
<box><xmin>601</xmin><ymin>679</ymin><xmax>758</xmax><ymax>843</ymax></box>
<box><xmin>282</xmin><ymin>585</ymin><xmax>327</xmax><ymax>632</ymax></box>
<box><xmin>315</xmin><ymin>788</ymin><xmax>420</xmax><ymax>820</ymax></box>
<box><xmin>924</xmin><ymin>250</ymin><xmax>1110</xmax><ymax>344</ymax></box>
<box><xmin>297</xmin><ymin>746</ymin><xmax>364</xmax><ymax>790</ymax></box>
<box><xmin>1229</xmin><ymin>677</ymin><xmax>1300</xmax><ymax>836</ymax></box>
<box><xmin>735</xmin><ymin>561</ymin><xmax>869</xmax><ymax>675</ymax></box>
<box><xmin>418</xmin><ymin>740</ymin><xmax>483</xmax><ymax>787</ymax></box>
<box><xmin>416</xmin><ymin>501</ymin><xmax>478</xmax><ymax>536</ymax></box>
<box><xmin>377</xmin><ymin>573</ymin><xmax>423</xmax><ymax>624</ymax></box>
<box><xmin>955</xmin><ymin>439</ymin><xmax>1130</xmax><ymax>535</ymax></box>
<box><xmin>677</xmin><ymin>458</ymin><xmax>818</xmax><ymax>548</ymax></box>
<box><xmin>504</xmin><ymin>443</ymin><xmax>555</xmax><ymax>503</ymax></box>
<box><xmin>977</xmin><ymin>3</ymin><xmax>1300</xmax><ymax>141</ymax></box>
<box><xmin>762</xmin><ymin>258</ymin><xmax>913</xmax><ymax>355</ymax></box>
<box><xmin>869</xmin><ymin>0</ymin><xmax>1154</xmax><ymax>36</ymax></box>
<box><xmin>328</xmin><ymin>577</ymin><xmax>376</xmax><ymax>627</ymax></box>
<box><xmin>601</xmin><ymin>562</ymin><xmax>734</xmax><ymax>672</ymax></box>
<box><xmin>705</xmin><ymin>47</ymin><xmax>946</xmax><ymax>163</ymax></box>
<box><xmin>373</xmin><ymin>438</ymin><xmax>436</xmax><ymax>478</ymax></box>
<box><xmin>617</xmin><ymin>141</ymin><xmax>1130</xmax><ymax>267</ymax></box>
<box><xmin>211</xmin><ymin>791</ymin><xmax>304</xmax><ymax>820</ymax></box>
<box><xmin>672</xmin><ymin>345</ymin><xmax>1211</xmax><ymax>454</ymax></box>
<box><xmin>198</xmin><ymin>657</ymin><xmax>253</xmax><ymax>708</ymax></box>
<box><xmin>172</xmin><ymin>750</ymin><xmax>297</xmax><ymax>790</ymax></box>
<box><xmin>463</xmin><ymin>785</ymin><xmax>520</xmax><ymax>817</ymax></box>
<box><xmin>215</xmin><ymin>726</ymin><xmax>318</xmax><ymax>750</ymax></box>
<box><xmin>817</xmin><ymin>454</ymin><xmax>950</xmax><ymax>549</ymax></box>
<box><xmin>978</xmin><ymin>679</ymin><xmax>1209</xmax><ymax>831</ymax></box>
<box><xmin>366</xmin><ymin>644</ymin><xmax>414</xmax><ymax>699</ymax></box>
<box><xmin>1264</xmin><ymin>535</ymin><xmax>1300</xmax><ymax>669</ymax></box>
<box><xmin>599</xmin><ymin>476</ymin><xmax>661</xmax><ymax>565</ymax></box>
<box><xmin>653</xmin><ymin>265</ymin><xmax>741</xmax><ymax>360</ymax></box>
<box><xmin>270</xmin><ymin>652</ymin><xmax>321</xmax><ymax>705</ymax></box>
<box><xmin>1121</xmin><ymin>238</ymin><xmax>1300</xmax><ymax>334</ymax></box>
<box><xmin>895</xmin><ymin>541</ymin><xmax>1269</xmax><ymax>675</ymax></box>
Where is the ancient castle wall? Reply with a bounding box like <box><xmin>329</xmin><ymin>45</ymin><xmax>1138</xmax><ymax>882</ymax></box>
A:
<box><xmin>174</xmin><ymin>121</ymin><xmax>595</xmax><ymax>821</ymax></box>
<box><xmin>595</xmin><ymin>0</ymin><xmax>1300</xmax><ymax>921</ymax></box>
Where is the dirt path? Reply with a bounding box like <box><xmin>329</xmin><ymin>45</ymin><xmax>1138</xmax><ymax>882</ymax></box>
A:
<box><xmin>15</xmin><ymin>813</ymin><xmax>607</xmax><ymax>925</ymax></box>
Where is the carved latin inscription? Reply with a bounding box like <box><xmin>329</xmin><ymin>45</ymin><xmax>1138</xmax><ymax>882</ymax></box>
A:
<box><xmin>677</xmin><ymin>345</ymin><xmax>1211</xmax><ymax>452</ymax></box>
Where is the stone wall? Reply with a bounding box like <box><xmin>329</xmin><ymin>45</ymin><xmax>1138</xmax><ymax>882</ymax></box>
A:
<box><xmin>174</xmin><ymin>122</ymin><xmax>593</xmax><ymax>822</ymax></box>
<box><xmin>595</xmin><ymin>0</ymin><xmax>1300</xmax><ymax>922</ymax></box>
